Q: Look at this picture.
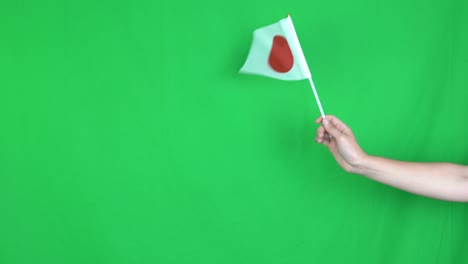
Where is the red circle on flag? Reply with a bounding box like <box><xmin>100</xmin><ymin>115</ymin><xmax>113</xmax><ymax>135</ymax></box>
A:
<box><xmin>268</xmin><ymin>35</ymin><xmax>294</xmax><ymax>73</ymax></box>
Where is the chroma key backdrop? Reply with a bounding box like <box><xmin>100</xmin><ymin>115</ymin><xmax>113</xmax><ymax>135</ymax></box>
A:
<box><xmin>0</xmin><ymin>1</ymin><xmax>467</xmax><ymax>264</ymax></box>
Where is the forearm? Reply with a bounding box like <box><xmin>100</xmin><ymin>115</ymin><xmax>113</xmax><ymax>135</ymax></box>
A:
<box><xmin>352</xmin><ymin>156</ymin><xmax>468</xmax><ymax>202</ymax></box>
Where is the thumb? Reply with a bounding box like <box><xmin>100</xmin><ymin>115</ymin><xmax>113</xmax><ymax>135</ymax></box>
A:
<box><xmin>322</xmin><ymin>118</ymin><xmax>343</xmax><ymax>138</ymax></box>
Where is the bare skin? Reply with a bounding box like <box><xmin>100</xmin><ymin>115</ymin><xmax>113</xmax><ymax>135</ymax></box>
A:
<box><xmin>315</xmin><ymin>115</ymin><xmax>468</xmax><ymax>202</ymax></box>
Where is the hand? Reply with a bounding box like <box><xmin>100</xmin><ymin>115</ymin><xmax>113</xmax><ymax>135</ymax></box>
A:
<box><xmin>315</xmin><ymin>115</ymin><xmax>367</xmax><ymax>173</ymax></box>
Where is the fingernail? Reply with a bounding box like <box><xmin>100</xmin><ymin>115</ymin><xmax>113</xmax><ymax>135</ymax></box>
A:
<box><xmin>323</xmin><ymin>119</ymin><xmax>329</xmax><ymax>126</ymax></box>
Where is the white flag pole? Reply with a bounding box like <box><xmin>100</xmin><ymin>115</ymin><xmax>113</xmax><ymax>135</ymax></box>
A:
<box><xmin>308</xmin><ymin>77</ymin><xmax>325</xmax><ymax>119</ymax></box>
<box><xmin>287</xmin><ymin>15</ymin><xmax>326</xmax><ymax>119</ymax></box>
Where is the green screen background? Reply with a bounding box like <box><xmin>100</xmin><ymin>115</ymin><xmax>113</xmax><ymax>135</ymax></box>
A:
<box><xmin>1</xmin><ymin>0</ymin><xmax>467</xmax><ymax>263</ymax></box>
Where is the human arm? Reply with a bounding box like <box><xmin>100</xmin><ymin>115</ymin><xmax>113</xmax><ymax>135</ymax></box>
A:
<box><xmin>315</xmin><ymin>115</ymin><xmax>468</xmax><ymax>202</ymax></box>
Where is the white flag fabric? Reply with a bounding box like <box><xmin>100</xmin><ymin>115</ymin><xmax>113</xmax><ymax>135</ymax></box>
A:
<box><xmin>240</xmin><ymin>15</ymin><xmax>311</xmax><ymax>81</ymax></box>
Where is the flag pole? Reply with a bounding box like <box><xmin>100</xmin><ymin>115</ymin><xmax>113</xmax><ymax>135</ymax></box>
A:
<box><xmin>308</xmin><ymin>77</ymin><xmax>325</xmax><ymax>119</ymax></box>
<box><xmin>287</xmin><ymin>14</ymin><xmax>326</xmax><ymax>119</ymax></box>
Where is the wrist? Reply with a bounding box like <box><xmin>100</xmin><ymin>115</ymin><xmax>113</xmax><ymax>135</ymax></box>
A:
<box><xmin>349</xmin><ymin>153</ymin><xmax>373</xmax><ymax>175</ymax></box>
